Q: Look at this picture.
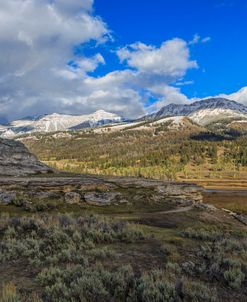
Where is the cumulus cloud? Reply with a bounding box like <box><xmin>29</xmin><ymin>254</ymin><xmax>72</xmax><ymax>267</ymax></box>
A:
<box><xmin>146</xmin><ymin>86</ymin><xmax>191</xmax><ymax>113</ymax></box>
<box><xmin>3</xmin><ymin>1</ymin><xmax>244</xmax><ymax>122</ymax></box>
<box><xmin>117</xmin><ymin>39</ymin><xmax>197</xmax><ymax>78</ymax></box>
<box><xmin>0</xmin><ymin>0</ymin><xmax>109</xmax><ymax>119</ymax></box>
<box><xmin>115</xmin><ymin>39</ymin><xmax>198</xmax><ymax>112</ymax></box>
<box><xmin>0</xmin><ymin>0</ymin><xmax>199</xmax><ymax>120</ymax></box>
<box><xmin>55</xmin><ymin>54</ymin><xmax>106</xmax><ymax>80</ymax></box>
<box><xmin>53</xmin><ymin>0</ymin><xmax>94</xmax><ymax>15</ymax></box>
<box><xmin>218</xmin><ymin>86</ymin><xmax>247</xmax><ymax>105</ymax></box>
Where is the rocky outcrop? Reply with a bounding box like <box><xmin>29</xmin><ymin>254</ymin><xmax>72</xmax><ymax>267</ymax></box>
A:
<box><xmin>0</xmin><ymin>175</ymin><xmax>203</xmax><ymax>207</ymax></box>
<box><xmin>98</xmin><ymin>176</ymin><xmax>203</xmax><ymax>205</ymax></box>
<box><xmin>0</xmin><ymin>191</ymin><xmax>16</xmax><ymax>205</ymax></box>
<box><xmin>222</xmin><ymin>208</ymin><xmax>247</xmax><ymax>226</ymax></box>
<box><xmin>234</xmin><ymin>214</ymin><xmax>247</xmax><ymax>226</ymax></box>
<box><xmin>84</xmin><ymin>192</ymin><xmax>123</xmax><ymax>206</ymax></box>
<box><xmin>0</xmin><ymin>139</ymin><xmax>53</xmax><ymax>176</ymax></box>
<box><xmin>64</xmin><ymin>192</ymin><xmax>82</xmax><ymax>204</ymax></box>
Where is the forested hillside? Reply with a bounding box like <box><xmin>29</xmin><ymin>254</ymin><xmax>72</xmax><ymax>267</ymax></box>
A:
<box><xmin>23</xmin><ymin>128</ymin><xmax>247</xmax><ymax>181</ymax></box>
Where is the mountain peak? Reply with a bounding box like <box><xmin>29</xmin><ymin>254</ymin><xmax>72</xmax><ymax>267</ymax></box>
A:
<box><xmin>146</xmin><ymin>97</ymin><xmax>247</xmax><ymax>125</ymax></box>
<box><xmin>0</xmin><ymin>110</ymin><xmax>124</xmax><ymax>138</ymax></box>
<box><xmin>91</xmin><ymin>110</ymin><xmax>119</xmax><ymax>118</ymax></box>
<box><xmin>150</xmin><ymin>97</ymin><xmax>247</xmax><ymax>118</ymax></box>
<box><xmin>193</xmin><ymin>97</ymin><xmax>246</xmax><ymax>109</ymax></box>
<box><xmin>94</xmin><ymin>109</ymin><xmax>109</xmax><ymax>114</ymax></box>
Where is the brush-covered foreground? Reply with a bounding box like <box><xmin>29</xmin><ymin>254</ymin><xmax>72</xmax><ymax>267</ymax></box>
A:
<box><xmin>0</xmin><ymin>201</ymin><xmax>247</xmax><ymax>302</ymax></box>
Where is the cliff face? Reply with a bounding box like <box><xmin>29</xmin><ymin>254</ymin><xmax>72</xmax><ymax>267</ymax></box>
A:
<box><xmin>0</xmin><ymin>175</ymin><xmax>203</xmax><ymax>207</ymax></box>
<box><xmin>0</xmin><ymin>139</ymin><xmax>53</xmax><ymax>176</ymax></box>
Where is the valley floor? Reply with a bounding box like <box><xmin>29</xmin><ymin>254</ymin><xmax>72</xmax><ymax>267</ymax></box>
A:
<box><xmin>0</xmin><ymin>175</ymin><xmax>247</xmax><ymax>301</ymax></box>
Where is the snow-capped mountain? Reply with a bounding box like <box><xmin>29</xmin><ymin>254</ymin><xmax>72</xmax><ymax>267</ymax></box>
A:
<box><xmin>0</xmin><ymin>110</ymin><xmax>124</xmax><ymax>138</ymax></box>
<box><xmin>189</xmin><ymin>108</ymin><xmax>247</xmax><ymax>126</ymax></box>
<box><xmin>147</xmin><ymin>98</ymin><xmax>247</xmax><ymax>125</ymax></box>
<box><xmin>1</xmin><ymin>98</ymin><xmax>247</xmax><ymax>138</ymax></box>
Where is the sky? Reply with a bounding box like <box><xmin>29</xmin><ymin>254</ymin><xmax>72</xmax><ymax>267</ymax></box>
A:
<box><xmin>0</xmin><ymin>0</ymin><xmax>247</xmax><ymax>121</ymax></box>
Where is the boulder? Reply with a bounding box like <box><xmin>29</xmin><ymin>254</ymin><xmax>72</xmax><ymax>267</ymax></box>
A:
<box><xmin>157</xmin><ymin>184</ymin><xmax>203</xmax><ymax>204</ymax></box>
<box><xmin>195</xmin><ymin>203</ymin><xmax>217</xmax><ymax>211</ymax></box>
<box><xmin>233</xmin><ymin>214</ymin><xmax>247</xmax><ymax>226</ymax></box>
<box><xmin>64</xmin><ymin>192</ymin><xmax>81</xmax><ymax>204</ymax></box>
<box><xmin>0</xmin><ymin>191</ymin><xmax>16</xmax><ymax>205</ymax></box>
<box><xmin>84</xmin><ymin>192</ymin><xmax>121</xmax><ymax>205</ymax></box>
<box><xmin>0</xmin><ymin>138</ymin><xmax>53</xmax><ymax>176</ymax></box>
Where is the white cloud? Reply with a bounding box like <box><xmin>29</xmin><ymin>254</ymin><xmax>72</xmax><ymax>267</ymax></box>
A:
<box><xmin>201</xmin><ymin>37</ymin><xmax>211</xmax><ymax>43</ymax></box>
<box><xmin>55</xmin><ymin>54</ymin><xmax>106</xmax><ymax>80</ymax></box>
<box><xmin>218</xmin><ymin>86</ymin><xmax>247</xmax><ymax>105</ymax></box>
<box><xmin>53</xmin><ymin>0</ymin><xmax>94</xmax><ymax>16</ymax></box>
<box><xmin>78</xmin><ymin>54</ymin><xmax>105</xmax><ymax>71</ymax></box>
<box><xmin>0</xmin><ymin>0</ymin><xmax>109</xmax><ymax>119</ymax></box>
<box><xmin>146</xmin><ymin>85</ymin><xmax>191</xmax><ymax>113</ymax></box>
<box><xmin>115</xmin><ymin>39</ymin><xmax>198</xmax><ymax>112</ymax></box>
<box><xmin>62</xmin><ymin>88</ymin><xmax>144</xmax><ymax>118</ymax></box>
<box><xmin>189</xmin><ymin>34</ymin><xmax>211</xmax><ymax>45</ymax></box>
<box><xmin>117</xmin><ymin>39</ymin><xmax>197</xmax><ymax>78</ymax></box>
<box><xmin>189</xmin><ymin>34</ymin><xmax>201</xmax><ymax>45</ymax></box>
<box><xmin>83</xmin><ymin>70</ymin><xmax>145</xmax><ymax>118</ymax></box>
<box><xmin>0</xmin><ymin>0</ymin><xmax>199</xmax><ymax>120</ymax></box>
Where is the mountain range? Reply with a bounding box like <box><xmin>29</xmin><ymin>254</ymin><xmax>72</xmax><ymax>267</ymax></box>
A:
<box><xmin>0</xmin><ymin>110</ymin><xmax>124</xmax><ymax>138</ymax></box>
<box><xmin>146</xmin><ymin>98</ymin><xmax>247</xmax><ymax>125</ymax></box>
<box><xmin>1</xmin><ymin>98</ymin><xmax>247</xmax><ymax>138</ymax></box>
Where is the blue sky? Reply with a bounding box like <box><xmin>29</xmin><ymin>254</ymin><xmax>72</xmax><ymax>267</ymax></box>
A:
<box><xmin>94</xmin><ymin>0</ymin><xmax>247</xmax><ymax>99</ymax></box>
<box><xmin>0</xmin><ymin>0</ymin><xmax>247</xmax><ymax>120</ymax></box>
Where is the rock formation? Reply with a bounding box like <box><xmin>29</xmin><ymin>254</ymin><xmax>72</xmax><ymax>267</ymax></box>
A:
<box><xmin>0</xmin><ymin>138</ymin><xmax>203</xmax><ymax>207</ymax></box>
<box><xmin>0</xmin><ymin>175</ymin><xmax>203</xmax><ymax>207</ymax></box>
<box><xmin>0</xmin><ymin>138</ymin><xmax>53</xmax><ymax>176</ymax></box>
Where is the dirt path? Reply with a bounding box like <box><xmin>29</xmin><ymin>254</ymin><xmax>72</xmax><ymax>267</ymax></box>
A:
<box><xmin>146</xmin><ymin>205</ymin><xmax>194</xmax><ymax>216</ymax></box>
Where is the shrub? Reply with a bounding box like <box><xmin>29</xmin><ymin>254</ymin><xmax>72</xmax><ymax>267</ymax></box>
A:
<box><xmin>135</xmin><ymin>270</ymin><xmax>177</xmax><ymax>302</ymax></box>
<box><xmin>0</xmin><ymin>282</ymin><xmax>20</xmax><ymax>302</ymax></box>
<box><xmin>224</xmin><ymin>268</ymin><xmax>245</xmax><ymax>289</ymax></box>
<box><xmin>0</xmin><ymin>214</ymin><xmax>146</xmax><ymax>267</ymax></box>
<box><xmin>183</xmin><ymin>280</ymin><xmax>218</xmax><ymax>302</ymax></box>
<box><xmin>37</xmin><ymin>264</ymin><xmax>135</xmax><ymax>302</ymax></box>
<box><xmin>181</xmin><ymin>227</ymin><xmax>223</xmax><ymax>241</ymax></box>
<box><xmin>86</xmin><ymin>246</ymin><xmax>117</xmax><ymax>260</ymax></box>
<box><xmin>165</xmin><ymin>262</ymin><xmax>182</xmax><ymax>276</ymax></box>
<box><xmin>180</xmin><ymin>232</ymin><xmax>247</xmax><ymax>291</ymax></box>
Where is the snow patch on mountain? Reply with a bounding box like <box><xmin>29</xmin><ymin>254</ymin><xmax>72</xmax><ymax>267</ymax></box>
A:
<box><xmin>0</xmin><ymin>110</ymin><xmax>124</xmax><ymax>138</ymax></box>
<box><xmin>189</xmin><ymin>108</ymin><xmax>247</xmax><ymax>126</ymax></box>
<box><xmin>149</xmin><ymin>98</ymin><xmax>247</xmax><ymax>119</ymax></box>
<box><xmin>147</xmin><ymin>98</ymin><xmax>247</xmax><ymax>125</ymax></box>
<box><xmin>151</xmin><ymin>116</ymin><xmax>184</xmax><ymax>126</ymax></box>
<box><xmin>2</xmin><ymin>97</ymin><xmax>247</xmax><ymax>138</ymax></box>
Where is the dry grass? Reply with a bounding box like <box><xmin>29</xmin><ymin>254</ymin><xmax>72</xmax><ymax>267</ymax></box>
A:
<box><xmin>203</xmin><ymin>190</ymin><xmax>247</xmax><ymax>214</ymax></box>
